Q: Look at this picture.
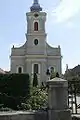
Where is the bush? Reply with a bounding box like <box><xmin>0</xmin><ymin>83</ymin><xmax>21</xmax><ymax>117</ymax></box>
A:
<box><xmin>0</xmin><ymin>73</ymin><xmax>30</xmax><ymax>110</ymax></box>
<box><xmin>20</xmin><ymin>87</ymin><xmax>48</xmax><ymax>110</ymax></box>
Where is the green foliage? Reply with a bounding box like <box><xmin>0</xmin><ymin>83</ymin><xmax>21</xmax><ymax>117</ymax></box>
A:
<box><xmin>0</xmin><ymin>74</ymin><xmax>30</xmax><ymax>110</ymax></box>
<box><xmin>20</xmin><ymin>87</ymin><xmax>48</xmax><ymax>110</ymax></box>
<box><xmin>0</xmin><ymin>74</ymin><xmax>48</xmax><ymax>111</ymax></box>
<box><xmin>33</xmin><ymin>73</ymin><xmax>38</xmax><ymax>87</ymax></box>
<box><xmin>68</xmin><ymin>80</ymin><xmax>80</xmax><ymax>95</ymax></box>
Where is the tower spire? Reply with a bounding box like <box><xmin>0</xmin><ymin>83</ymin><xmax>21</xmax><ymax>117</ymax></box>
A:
<box><xmin>34</xmin><ymin>0</ymin><xmax>38</xmax><ymax>4</ymax></box>
<box><xmin>30</xmin><ymin>0</ymin><xmax>42</xmax><ymax>12</ymax></box>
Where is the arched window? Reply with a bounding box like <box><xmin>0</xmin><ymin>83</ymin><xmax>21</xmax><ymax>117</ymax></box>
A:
<box><xmin>34</xmin><ymin>64</ymin><xmax>38</xmax><ymax>74</ymax></box>
<box><xmin>18</xmin><ymin>67</ymin><xmax>22</xmax><ymax>73</ymax></box>
<box><xmin>34</xmin><ymin>22</ymin><xmax>38</xmax><ymax>31</ymax></box>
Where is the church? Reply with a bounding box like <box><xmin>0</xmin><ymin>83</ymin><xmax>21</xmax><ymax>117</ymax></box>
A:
<box><xmin>10</xmin><ymin>0</ymin><xmax>62</xmax><ymax>85</ymax></box>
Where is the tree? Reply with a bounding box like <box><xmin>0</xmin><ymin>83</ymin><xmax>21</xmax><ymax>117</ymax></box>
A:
<box><xmin>33</xmin><ymin>73</ymin><xmax>38</xmax><ymax>87</ymax></box>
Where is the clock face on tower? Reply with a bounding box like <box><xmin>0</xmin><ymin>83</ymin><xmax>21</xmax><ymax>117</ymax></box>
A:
<box><xmin>34</xmin><ymin>39</ymin><xmax>38</xmax><ymax>45</ymax></box>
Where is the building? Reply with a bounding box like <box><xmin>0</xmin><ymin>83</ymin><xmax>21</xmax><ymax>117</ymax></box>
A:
<box><xmin>10</xmin><ymin>0</ymin><xmax>62</xmax><ymax>85</ymax></box>
<box><xmin>0</xmin><ymin>68</ymin><xmax>6</xmax><ymax>74</ymax></box>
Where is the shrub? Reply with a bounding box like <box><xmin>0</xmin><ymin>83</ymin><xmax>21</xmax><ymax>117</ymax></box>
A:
<box><xmin>20</xmin><ymin>87</ymin><xmax>48</xmax><ymax>110</ymax></box>
<box><xmin>0</xmin><ymin>73</ymin><xmax>30</xmax><ymax>110</ymax></box>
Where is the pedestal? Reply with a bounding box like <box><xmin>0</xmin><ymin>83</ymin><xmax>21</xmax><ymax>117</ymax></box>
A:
<box><xmin>47</xmin><ymin>77</ymin><xmax>72</xmax><ymax>120</ymax></box>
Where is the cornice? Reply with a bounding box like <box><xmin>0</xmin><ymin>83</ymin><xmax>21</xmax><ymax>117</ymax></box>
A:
<box><xmin>10</xmin><ymin>54</ymin><xmax>62</xmax><ymax>59</ymax></box>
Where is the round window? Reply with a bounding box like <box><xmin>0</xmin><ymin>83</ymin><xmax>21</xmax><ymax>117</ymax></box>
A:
<box><xmin>34</xmin><ymin>39</ymin><xmax>38</xmax><ymax>45</ymax></box>
<box><xmin>34</xmin><ymin>14</ymin><xmax>39</xmax><ymax>17</ymax></box>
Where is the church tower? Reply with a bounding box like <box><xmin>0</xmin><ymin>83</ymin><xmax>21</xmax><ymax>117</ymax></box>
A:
<box><xmin>10</xmin><ymin>0</ymin><xmax>62</xmax><ymax>85</ymax></box>
<box><xmin>26</xmin><ymin>0</ymin><xmax>47</xmax><ymax>55</ymax></box>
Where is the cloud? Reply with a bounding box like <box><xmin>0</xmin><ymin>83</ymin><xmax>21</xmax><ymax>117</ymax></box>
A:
<box><xmin>52</xmin><ymin>0</ymin><xmax>80</xmax><ymax>23</ymax></box>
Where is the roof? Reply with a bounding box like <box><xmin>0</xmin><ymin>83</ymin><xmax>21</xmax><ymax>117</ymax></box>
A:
<box><xmin>30</xmin><ymin>0</ymin><xmax>42</xmax><ymax>12</ymax></box>
<box><xmin>0</xmin><ymin>68</ymin><xmax>6</xmax><ymax>74</ymax></box>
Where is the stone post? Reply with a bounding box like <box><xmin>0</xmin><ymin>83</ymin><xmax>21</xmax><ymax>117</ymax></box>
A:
<box><xmin>47</xmin><ymin>77</ymin><xmax>72</xmax><ymax>120</ymax></box>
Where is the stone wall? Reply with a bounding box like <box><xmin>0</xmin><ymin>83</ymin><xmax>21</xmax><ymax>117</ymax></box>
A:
<box><xmin>0</xmin><ymin>111</ymin><xmax>48</xmax><ymax>120</ymax></box>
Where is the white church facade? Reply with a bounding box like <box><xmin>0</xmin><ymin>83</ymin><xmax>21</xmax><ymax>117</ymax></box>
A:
<box><xmin>10</xmin><ymin>0</ymin><xmax>62</xmax><ymax>85</ymax></box>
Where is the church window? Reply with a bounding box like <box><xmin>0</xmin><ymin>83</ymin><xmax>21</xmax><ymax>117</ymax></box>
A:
<box><xmin>34</xmin><ymin>14</ymin><xmax>39</xmax><ymax>17</ymax></box>
<box><xmin>34</xmin><ymin>39</ymin><xmax>38</xmax><ymax>45</ymax></box>
<box><xmin>34</xmin><ymin>22</ymin><xmax>38</xmax><ymax>31</ymax></box>
<box><xmin>18</xmin><ymin>67</ymin><xmax>22</xmax><ymax>73</ymax></box>
<box><xmin>34</xmin><ymin>64</ymin><xmax>38</xmax><ymax>74</ymax></box>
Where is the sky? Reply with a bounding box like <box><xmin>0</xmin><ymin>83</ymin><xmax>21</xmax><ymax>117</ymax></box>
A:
<box><xmin>0</xmin><ymin>0</ymin><xmax>80</xmax><ymax>73</ymax></box>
